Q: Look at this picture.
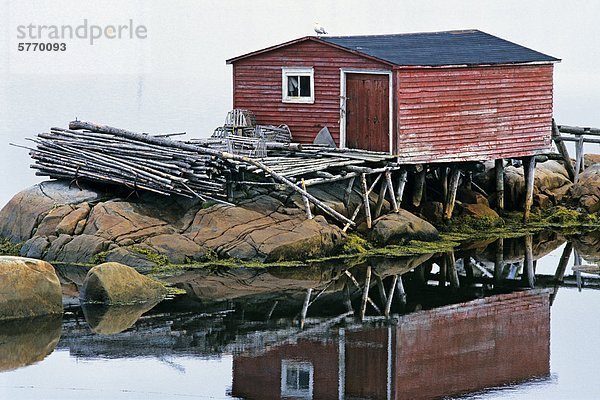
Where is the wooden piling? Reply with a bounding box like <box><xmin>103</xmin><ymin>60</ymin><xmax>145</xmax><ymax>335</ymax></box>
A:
<box><xmin>443</xmin><ymin>166</ymin><xmax>460</xmax><ymax>221</ymax></box>
<box><xmin>385</xmin><ymin>170</ymin><xmax>399</xmax><ymax>213</ymax></box>
<box><xmin>343</xmin><ymin>176</ymin><xmax>355</xmax><ymax>209</ymax></box>
<box><xmin>523</xmin><ymin>156</ymin><xmax>536</xmax><ymax>223</ymax></box>
<box><xmin>395</xmin><ymin>169</ymin><xmax>407</xmax><ymax>209</ymax></box>
<box><xmin>374</xmin><ymin>179</ymin><xmax>388</xmax><ymax>218</ymax></box>
<box><xmin>396</xmin><ymin>276</ymin><xmax>407</xmax><ymax>305</ymax></box>
<box><xmin>575</xmin><ymin>135</ymin><xmax>584</xmax><ymax>183</ymax></box>
<box><xmin>361</xmin><ymin>173</ymin><xmax>373</xmax><ymax>229</ymax></box>
<box><xmin>495</xmin><ymin>159</ymin><xmax>504</xmax><ymax>210</ymax></box>
<box><xmin>412</xmin><ymin>168</ymin><xmax>426</xmax><ymax>207</ymax></box>
<box><xmin>301</xmin><ymin>179</ymin><xmax>313</xmax><ymax>219</ymax></box>
<box><xmin>552</xmin><ymin>119</ymin><xmax>575</xmax><ymax>181</ymax></box>
<box><xmin>440</xmin><ymin>166</ymin><xmax>448</xmax><ymax>201</ymax></box>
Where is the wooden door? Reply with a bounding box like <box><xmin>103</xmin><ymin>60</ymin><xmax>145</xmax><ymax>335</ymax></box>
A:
<box><xmin>345</xmin><ymin>73</ymin><xmax>390</xmax><ymax>152</ymax></box>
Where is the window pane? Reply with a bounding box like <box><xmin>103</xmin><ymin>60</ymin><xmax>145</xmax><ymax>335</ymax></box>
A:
<box><xmin>286</xmin><ymin>368</ymin><xmax>298</xmax><ymax>388</ymax></box>
<box><xmin>298</xmin><ymin>369</ymin><xmax>310</xmax><ymax>389</ymax></box>
<box><xmin>299</xmin><ymin>75</ymin><xmax>311</xmax><ymax>97</ymax></box>
<box><xmin>287</xmin><ymin>76</ymin><xmax>299</xmax><ymax>97</ymax></box>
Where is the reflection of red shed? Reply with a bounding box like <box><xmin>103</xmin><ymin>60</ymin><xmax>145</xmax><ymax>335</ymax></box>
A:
<box><xmin>227</xmin><ymin>30</ymin><xmax>559</xmax><ymax>163</ymax></box>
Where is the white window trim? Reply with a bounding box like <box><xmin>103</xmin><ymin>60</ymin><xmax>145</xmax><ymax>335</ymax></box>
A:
<box><xmin>282</xmin><ymin>67</ymin><xmax>315</xmax><ymax>104</ymax></box>
<box><xmin>280</xmin><ymin>359</ymin><xmax>314</xmax><ymax>399</ymax></box>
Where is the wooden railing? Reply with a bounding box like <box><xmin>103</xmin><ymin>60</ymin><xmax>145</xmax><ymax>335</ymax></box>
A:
<box><xmin>551</xmin><ymin>119</ymin><xmax>600</xmax><ymax>182</ymax></box>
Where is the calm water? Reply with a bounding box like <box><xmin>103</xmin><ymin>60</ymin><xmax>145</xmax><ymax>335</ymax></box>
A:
<box><xmin>1</xmin><ymin>232</ymin><xmax>599</xmax><ymax>399</ymax></box>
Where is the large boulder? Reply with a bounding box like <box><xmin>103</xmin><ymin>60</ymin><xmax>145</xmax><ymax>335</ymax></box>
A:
<box><xmin>80</xmin><ymin>262</ymin><xmax>167</xmax><ymax>304</ymax></box>
<box><xmin>184</xmin><ymin>195</ymin><xmax>345</xmax><ymax>261</ymax></box>
<box><xmin>0</xmin><ymin>256</ymin><xmax>63</xmax><ymax>320</ymax></box>
<box><xmin>456</xmin><ymin>203</ymin><xmax>500</xmax><ymax>219</ymax></box>
<box><xmin>370</xmin><ymin>210</ymin><xmax>439</xmax><ymax>245</ymax></box>
<box><xmin>0</xmin><ymin>180</ymin><xmax>102</xmax><ymax>242</ymax></box>
<box><xmin>569</xmin><ymin>164</ymin><xmax>600</xmax><ymax>213</ymax></box>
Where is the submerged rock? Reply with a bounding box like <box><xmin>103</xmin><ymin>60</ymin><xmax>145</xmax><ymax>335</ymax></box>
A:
<box><xmin>370</xmin><ymin>210</ymin><xmax>439</xmax><ymax>245</ymax></box>
<box><xmin>82</xmin><ymin>300</ymin><xmax>161</xmax><ymax>335</ymax></box>
<box><xmin>569</xmin><ymin>164</ymin><xmax>600</xmax><ymax>213</ymax></box>
<box><xmin>80</xmin><ymin>262</ymin><xmax>167</xmax><ymax>304</ymax></box>
<box><xmin>0</xmin><ymin>256</ymin><xmax>63</xmax><ymax>320</ymax></box>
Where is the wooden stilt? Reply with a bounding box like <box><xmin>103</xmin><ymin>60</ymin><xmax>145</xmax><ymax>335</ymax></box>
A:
<box><xmin>374</xmin><ymin>179</ymin><xmax>388</xmax><ymax>218</ymax></box>
<box><xmin>376</xmin><ymin>274</ymin><xmax>387</xmax><ymax>304</ymax></box>
<box><xmin>495</xmin><ymin>159</ymin><xmax>505</xmax><ymax>211</ymax></box>
<box><xmin>300</xmin><ymin>288</ymin><xmax>313</xmax><ymax>329</ymax></box>
<box><xmin>446</xmin><ymin>252</ymin><xmax>460</xmax><ymax>290</ymax></box>
<box><xmin>343</xmin><ymin>173</ymin><xmax>382</xmax><ymax>232</ymax></box>
<box><xmin>343</xmin><ymin>176</ymin><xmax>355</xmax><ymax>209</ymax></box>
<box><xmin>523</xmin><ymin>156</ymin><xmax>536</xmax><ymax>223</ymax></box>
<box><xmin>360</xmin><ymin>266</ymin><xmax>372</xmax><ymax>321</ymax></box>
<box><xmin>465</xmin><ymin>171</ymin><xmax>473</xmax><ymax>191</ymax></box>
<box><xmin>361</xmin><ymin>173</ymin><xmax>373</xmax><ymax>229</ymax></box>
<box><xmin>443</xmin><ymin>166</ymin><xmax>460</xmax><ymax>221</ymax></box>
<box><xmin>395</xmin><ymin>169</ymin><xmax>408</xmax><ymax>208</ymax></box>
<box><xmin>396</xmin><ymin>276</ymin><xmax>407</xmax><ymax>305</ymax></box>
<box><xmin>412</xmin><ymin>168</ymin><xmax>426</xmax><ymax>207</ymax></box>
<box><xmin>523</xmin><ymin>235</ymin><xmax>535</xmax><ymax>288</ymax></box>
<box><xmin>552</xmin><ymin>119</ymin><xmax>575</xmax><ymax>182</ymax></box>
<box><xmin>440</xmin><ymin>167</ymin><xmax>448</xmax><ymax>201</ymax></box>
<box><xmin>575</xmin><ymin>135</ymin><xmax>584</xmax><ymax>183</ymax></box>
<box><xmin>494</xmin><ymin>238</ymin><xmax>504</xmax><ymax>286</ymax></box>
<box><xmin>344</xmin><ymin>270</ymin><xmax>380</xmax><ymax>313</ymax></box>
<box><xmin>384</xmin><ymin>275</ymin><xmax>398</xmax><ymax>317</ymax></box>
<box><xmin>301</xmin><ymin>179</ymin><xmax>313</xmax><ymax>219</ymax></box>
<box><xmin>385</xmin><ymin>170</ymin><xmax>399</xmax><ymax>213</ymax></box>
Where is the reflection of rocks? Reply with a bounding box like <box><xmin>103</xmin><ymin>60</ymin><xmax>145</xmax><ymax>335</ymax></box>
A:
<box><xmin>571</xmin><ymin>232</ymin><xmax>600</xmax><ymax>263</ymax></box>
<box><xmin>373</xmin><ymin>253</ymin><xmax>433</xmax><ymax>277</ymax></box>
<box><xmin>80</xmin><ymin>262</ymin><xmax>167</xmax><ymax>304</ymax></box>
<box><xmin>0</xmin><ymin>256</ymin><xmax>63</xmax><ymax>320</ymax></box>
<box><xmin>82</xmin><ymin>301</ymin><xmax>161</xmax><ymax>335</ymax></box>
<box><xmin>476</xmin><ymin>232</ymin><xmax>565</xmax><ymax>264</ymax></box>
<box><xmin>0</xmin><ymin>315</ymin><xmax>61</xmax><ymax>372</ymax></box>
<box><xmin>370</xmin><ymin>210</ymin><xmax>439</xmax><ymax>245</ymax></box>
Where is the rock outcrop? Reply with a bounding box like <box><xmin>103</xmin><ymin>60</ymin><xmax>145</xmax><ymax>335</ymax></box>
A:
<box><xmin>0</xmin><ymin>256</ymin><xmax>63</xmax><ymax>320</ymax></box>
<box><xmin>370</xmin><ymin>210</ymin><xmax>439</xmax><ymax>245</ymax></box>
<box><xmin>569</xmin><ymin>164</ymin><xmax>600</xmax><ymax>213</ymax></box>
<box><xmin>80</xmin><ymin>262</ymin><xmax>167</xmax><ymax>304</ymax></box>
<box><xmin>3</xmin><ymin>180</ymin><xmax>346</xmax><ymax>265</ymax></box>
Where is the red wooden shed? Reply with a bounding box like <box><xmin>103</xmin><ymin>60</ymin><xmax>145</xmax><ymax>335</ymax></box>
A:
<box><xmin>227</xmin><ymin>30</ymin><xmax>560</xmax><ymax>164</ymax></box>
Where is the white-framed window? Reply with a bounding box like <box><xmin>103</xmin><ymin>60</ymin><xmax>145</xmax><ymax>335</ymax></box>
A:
<box><xmin>282</xmin><ymin>67</ymin><xmax>314</xmax><ymax>104</ymax></box>
<box><xmin>281</xmin><ymin>360</ymin><xmax>314</xmax><ymax>399</ymax></box>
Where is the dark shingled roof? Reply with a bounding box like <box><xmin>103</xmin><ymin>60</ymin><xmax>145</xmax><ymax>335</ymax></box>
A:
<box><xmin>320</xmin><ymin>30</ymin><xmax>559</xmax><ymax>66</ymax></box>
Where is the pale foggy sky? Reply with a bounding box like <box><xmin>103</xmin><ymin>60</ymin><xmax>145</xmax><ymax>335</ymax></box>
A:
<box><xmin>0</xmin><ymin>0</ymin><xmax>598</xmax><ymax>206</ymax></box>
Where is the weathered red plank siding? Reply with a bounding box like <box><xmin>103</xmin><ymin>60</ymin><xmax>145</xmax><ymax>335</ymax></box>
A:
<box><xmin>395</xmin><ymin>64</ymin><xmax>554</xmax><ymax>162</ymax></box>
<box><xmin>232</xmin><ymin>40</ymin><xmax>390</xmax><ymax>145</ymax></box>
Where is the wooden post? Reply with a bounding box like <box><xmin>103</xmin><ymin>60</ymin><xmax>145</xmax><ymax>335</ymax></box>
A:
<box><xmin>301</xmin><ymin>179</ymin><xmax>313</xmax><ymax>219</ymax></box>
<box><xmin>376</xmin><ymin>274</ymin><xmax>387</xmax><ymax>304</ymax></box>
<box><xmin>575</xmin><ymin>135</ymin><xmax>584</xmax><ymax>183</ymax></box>
<box><xmin>440</xmin><ymin>166</ymin><xmax>448</xmax><ymax>201</ymax></box>
<box><xmin>523</xmin><ymin>156</ymin><xmax>536</xmax><ymax>223</ymax></box>
<box><xmin>360</xmin><ymin>266</ymin><xmax>372</xmax><ymax>321</ymax></box>
<box><xmin>412</xmin><ymin>168</ymin><xmax>426</xmax><ymax>207</ymax></box>
<box><xmin>385</xmin><ymin>170</ymin><xmax>399</xmax><ymax>213</ymax></box>
<box><xmin>494</xmin><ymin>238</ymin><xmax>504</xmax><ymax>286</ymax></box>
<box><xmin>343</xmin><ymin>176</ymin><xmax>355</xmax><ymax>209</ymax></box>
<box><xmin>384</xmin><ymin>275</ymin><xmax>398</xmax><ymax>317</ymax></box>
<box><xmin>523</xmin><ymin>235</ymin><xmax>535</xmax><ymax>288</ymax></box>
<box><xmin>552</xmin><ymin>119</ymin><xmax>575</xmax><ymax>182</ymax></box>
<box><xmin>396</xmin><ymin>276</ymin><xmax>407</xmax><ymax>305</ymax></box>
<box><xmin>361</xmin><ymin>173</ymin><xmax>373</xmax><ymax>229</ymax></box>
<box><xmin>343</xmin><ymin>174</ymin><xmax>382</xmax><ymax>232</ymax></box>
<box><xmin>395</xmin><ymin>169</ymin><xmax>407</xmax><ymax>209</ymax></box>
<box><xmin>374</xmin><ymin>178</ymin><xmax>388</xmax><ymax>218</ymax></box>
<box><xmin>495</xmin><ymin>159</ymin><xmax>505</xmax><ymax>211</ymax></box>
<box><xmin>443</xmin><ymin>166</ymin><xmax>460</xmax><ymax>221</ymax></box>
<box><xmin>300</xmin><ymin>288</ymin><xmax>313</xmax><ymax>329</ymax></box>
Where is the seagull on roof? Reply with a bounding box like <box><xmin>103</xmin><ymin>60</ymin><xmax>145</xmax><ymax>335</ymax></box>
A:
<box><xmin>314</xmin><ymin>22</ymin><xmax>328</xmax><ymax>36</ymax></box>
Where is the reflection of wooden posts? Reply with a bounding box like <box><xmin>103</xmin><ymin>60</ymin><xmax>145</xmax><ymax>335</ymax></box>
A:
<box><xmin>384</xmin><ymin>275</ymin><xmax>398</xmax><ymax>317</ymax></box>
<box><xmin>343</xmin><ymin>283</ymin><xmax>354</xmax><ymax>313</ymax></box>
<box><xmin>495</xmin><ymin>159</ymin><xmax>505</xmax><ymax>210</ymax></box>
<box><xmin>360</xmin><ymin>266</ymin><xmax>372</xmax><ymax>321</ymax></box>
<box><xmin>523</xmin><ymin>156</ymin><xmax>536</xmax><ymax>223</ymax></box>
<box><xmin>396</xmin><ymin>276</ymin><xmax>407</xmax><ymax>305</ymax></box>
<box><xmin>395</xmin><ymin>169</ymin><xmax>408</xmax><ymax>209</ymax></box>
<box><xmin>464</xmin><ymin>257</ymin><xmax>474</xmax><ymax>281</ymax></box>
<box><xmin>412</xmin><ymin>168</ymin><xmax>426</xmax><ymax>207</ymax></box>
<box><xmin>550</xmin><ymin>242</ymin><xmax>573</xmax><ymax>305</ymax></box>
<box><xmin>494</xmin><ymin>238</ymin><xmax>504</xmax><ymax>285</ymax></box>
<box><xmin>446</xmin><ymin>252</ymin><xmax>460</xmax><ymax>290</ymax></box>
<box><xmin>438</xmin><ymin>258</ymin><xmax>447</xmax><ymax>287</ymax></box>
<box><xmin>376</xmin><ymin>274</ymin><xmax>387</xmax><ymax>304</ymax></box>
<box><xmin>265</xmin><ymin>300</ymin><xmax>278</xmax><ymax>321</ymax></box>
<box><xmin>443</xmin><ymin>166</ymin><xmax>460</xmax><ymax>221</ymax></box>
<box><xmin>551</xmin><ymin>120</ymin><xmax>575</xmax><ymax>181</ymax></box>
<box><xmin>574</xmin><ymin>249</ymin><xmax>583</xmax><ymax>292</ymax></box>
<box><xmin>523</xmin><ymin>235</ymin><xmax>535</xmax><ymax>288</ymax></box>
<box><xmin>300</xmin><ymin>288</ymin><xmax>313</xmax><ymax>329</ymax></box>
